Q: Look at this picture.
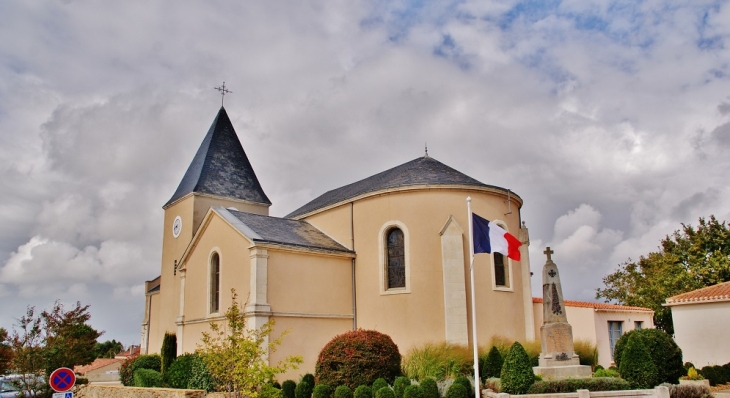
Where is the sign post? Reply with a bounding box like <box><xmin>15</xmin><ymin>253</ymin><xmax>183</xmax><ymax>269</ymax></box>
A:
<box><xmin>49</xmin><ymin>367</ymin><xmax>75</xmax><ymax>397</ymax></box>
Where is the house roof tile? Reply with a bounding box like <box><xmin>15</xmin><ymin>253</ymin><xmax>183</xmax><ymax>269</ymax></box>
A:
<box><xmin>533</xmin><ymin>297</ymin><xmax>653</xmax><ymax>312</ymax></box>
<box><xmin>74</xmin><ymin>358</ymin><xmax>123</xmax><ymax>375</ymax></box>
<box><xmin>665</xmin><ymin>281</ymin><xmax>730</xmax><ymax>305</ymax></box>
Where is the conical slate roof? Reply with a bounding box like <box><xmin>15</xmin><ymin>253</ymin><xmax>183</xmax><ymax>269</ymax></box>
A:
<box><xmin>286</xmin><ymin>156</ymin><xmax>517</xmax><ymax>218</ymax></box>
<box><xmin>164</xmin><ymin>107</ymin><xmax>271</xmax><ymax>208</ymax></box>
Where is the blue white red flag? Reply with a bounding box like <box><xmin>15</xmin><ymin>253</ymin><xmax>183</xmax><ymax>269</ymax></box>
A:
<box><xmin>472</xmin><ymin>212</ymin><xmax>522</xmax><ymax>261</ymax></box>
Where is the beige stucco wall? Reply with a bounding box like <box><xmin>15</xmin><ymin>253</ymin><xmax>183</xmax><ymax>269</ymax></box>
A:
<box><xmin>84</xmin><ymin>361</ymin><xmax>122</xmax><ymax>383</ymax></box>
<box><xmin>671</xmin><ymin>301</ymin><xmax>730</xmax><ymax>367</ymax></box>
<box><xmin>532</xmin><ymin>302</ymin><xmax>654</xmax><ymax>368</ymax></box>
<box><xmin>304</xmin><ymin>187</ymin><xmax>528</xmax><ymax>354</ymax></box>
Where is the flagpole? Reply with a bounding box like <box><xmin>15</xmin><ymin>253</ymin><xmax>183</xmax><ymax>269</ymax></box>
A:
<box><xmin>467</xmin><ymin>197</ymin><xmax>480</xmax><ymax>398</ymax></box>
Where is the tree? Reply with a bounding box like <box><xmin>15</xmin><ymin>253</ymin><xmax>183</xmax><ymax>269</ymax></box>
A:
<box><xmin>196</xmin><ymin>289</ymin><xmax>302</xmax><ymax>395</ymax></box>
<box><xmin>160</xmin><ymin>332</ymin><xmax>177</xmax><ymax>375</ymax></box>
<box><xmin>597</xmin><ymin>216</ymin><xmax>730</xmax><ymax>334</ymax></box>
<box><xmin>0</xmin><ymin>328</ymin><xmax>13</xmax><ymax>375</ymax></box>
<box><xmin>92</xmin><ymin>339</ymin><xmax>124</xmax><ymax>359</ymax></box>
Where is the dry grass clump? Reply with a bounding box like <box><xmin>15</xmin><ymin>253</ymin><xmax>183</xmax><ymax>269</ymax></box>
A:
<box><xmin>401</xmin><ymin>342</ymin><xmax>473</xmax><ymax>381</ymax></box>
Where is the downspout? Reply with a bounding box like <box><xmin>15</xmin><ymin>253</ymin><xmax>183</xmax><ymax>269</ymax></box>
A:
<box><xmin>351</xmin><ymin>202</ymin><xmax>357</xmax><ymax>330</ymax></box>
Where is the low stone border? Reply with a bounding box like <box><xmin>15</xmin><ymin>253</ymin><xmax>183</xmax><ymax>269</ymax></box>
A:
<box><xmin>484</xmin><ymin>385</ymin><xmax>670</xmax><ymax>398</ymax></box>
<box><xmin>74</xmin><ymin>384</ymin><xmax>206</xmax><ymax>398</ymax></box>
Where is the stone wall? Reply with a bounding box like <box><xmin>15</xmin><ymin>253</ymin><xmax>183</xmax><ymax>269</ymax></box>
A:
<box><xmin>75</xmin><ymin>385</ymin><xmax>206</xmax><ymax>398</ymax></box>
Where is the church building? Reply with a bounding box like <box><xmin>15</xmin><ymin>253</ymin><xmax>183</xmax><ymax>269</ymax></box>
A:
<box><xmin>140</xmin><ymin>107</ymin><xmax>537</xmax><ymax>380</ymax></box>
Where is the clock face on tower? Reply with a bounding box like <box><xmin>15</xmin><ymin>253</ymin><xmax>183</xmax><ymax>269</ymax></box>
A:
<box><xmin>172</xmin><ymin>216</ymin><xmax>182</xmax><ymax>238</ymax></box>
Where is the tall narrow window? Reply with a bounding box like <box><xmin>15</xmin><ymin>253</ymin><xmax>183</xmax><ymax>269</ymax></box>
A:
<box><xmin>387</xmin><ymin>228</ymin><xmax>405</xmax><ymax>289</ymax></box>
<box><xmin>210</xmin><ymin>252</ymin><xmax>220</xmax><ymax>313</ymax></box>
<box><xmin>494</xmin><ymin>253</ymin><xmax>506</xmax><ymax>286</ymax></box>
<box><xmin>608</xmin><ymin>321</ymin><xmax>623</xmax><ymax>360</ymax></box>
<box><xmin>634</xmin><ymin>321</ymin><xmax>643</xmax><ymax>330</ymax></box>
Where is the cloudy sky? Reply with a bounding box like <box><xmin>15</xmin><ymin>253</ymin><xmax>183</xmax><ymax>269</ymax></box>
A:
<box><xmin>1</xmin><ymin>1</ymin><xmax>729</xmax><ymax>346</ymax></box>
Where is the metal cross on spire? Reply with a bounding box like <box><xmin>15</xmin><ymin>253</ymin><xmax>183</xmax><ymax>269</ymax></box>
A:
<box><xmin>544</xmin><ymin>246</ymin><xmax>554</xmax><ymax>262</ymax></box>
<box><xmin>214</xmin><ymin>82</ymin><xmax>232</xmax><ymax>106</ymax></box>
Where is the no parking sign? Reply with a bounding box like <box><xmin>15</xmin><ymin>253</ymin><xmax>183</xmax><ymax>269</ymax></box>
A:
<box><xmin>49</xmin><ymin>367</ymin><xmax>75</xmax><ymax>392</ymax></box>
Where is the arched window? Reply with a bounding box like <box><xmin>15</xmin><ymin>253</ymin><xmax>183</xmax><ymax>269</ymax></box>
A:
<box><xmin>386</xmin><ymin>228</ymin><xmax>406</xmax><ymax>289</ymax></box>
<box><xmin>494</xmin><ymin>253</ymin><xmax>506</xmax><ymax>287</ymax></box>
<box><xmin>210</xmin><ymin>252</ymin><xmax>220</xmax><ymax>313</ymax></box>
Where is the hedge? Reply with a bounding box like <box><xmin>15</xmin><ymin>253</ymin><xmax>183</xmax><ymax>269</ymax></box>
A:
<box><xmin>527</xmin><ymin>378</ymin><xmax>631</xmax><ymax>394</ymax></box>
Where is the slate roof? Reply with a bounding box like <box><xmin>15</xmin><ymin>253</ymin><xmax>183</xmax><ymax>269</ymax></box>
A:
<box><xmin>218</xmin><ymin>207</ymin><xmax>353</xmax><ymax>253</ymax></box>
<box><xmin>533</xmin><ymin>298</ymin><xmax>653</xmax><ymax>312</ymax></box>
<box><xmin>164</xmin><ymin>107</ymin><xmax>271</xmax><ymax>208</ymax></box>
<box><xmin>665</xmin><ymin>281</ymin><xmax>730</xmax><ymax>306</ymax></box>
<box><xmin>287</xmin><ymin>156</ymin><xmax>516</xmax><ymax>218</ymax></box>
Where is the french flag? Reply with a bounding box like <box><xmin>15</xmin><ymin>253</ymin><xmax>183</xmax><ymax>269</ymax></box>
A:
<box><xmin>472</xmin><ymin>213</ymin><xmax>522</xmax><ymax>261</ymax></box>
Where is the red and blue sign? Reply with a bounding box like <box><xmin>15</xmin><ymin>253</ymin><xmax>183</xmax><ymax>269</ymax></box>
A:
<box><xmin>49</xmin><ymin>367</ymin><xmax>76</xmax><ymax>392</ymax></box>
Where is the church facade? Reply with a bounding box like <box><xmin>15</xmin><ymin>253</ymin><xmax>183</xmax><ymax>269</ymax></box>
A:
<box><xmin>140</xmin><ymin>107</ymin><xmax>536</xmax><ymax>380</ymax></box>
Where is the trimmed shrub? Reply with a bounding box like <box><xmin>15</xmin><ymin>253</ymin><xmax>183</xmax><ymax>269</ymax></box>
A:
<box><xmin>662</xmin><ymin>383</ymin><xmax>712</xmax><ymax>398</ymax></box>
<box><xmin>372</xmin><ymin>378</ymin><xmax>389</xmax><ymax>392</ymax></box>
<box><xmin>274</xmin><ymin>382</ymin><xmax>282</xmax><ymax>389</ymax></box>
<box><xmin>376</xmin><ymin>387</ymin><xmax>396</xmax><ymax>398</ymax></box>
<box><xmin>134</xmin><ymin>368</ymin><xmax>164</xmax><ymax>388</ymax></box>
<box><xmin>120</xmin><ymin>354</ymin><xmax>161</xmax><ymax>386</ymax></box>
<box><xmin>165</xmin><ymin>353</ymin><xmax>196</xmax><ymax>389</ymax></box>
<box><xmin>283</xmin><ymin>380</ymin><xmax>297</xmax><ymax>398</ymax></box>
<box><xmin>445</xmin><ymin>383</ymin><xmax>468</xmax><ymax>398</ymax></box>
<box><xmin>75</xmin><ymin>377</ymin><xmax>89</xmax><ymax>385</ymax></box>
<box><xmin>314</xmin><ymin>384</ymin><xmax>333</xmax><ymax>398</ymax></box>
<box><xmin>402</xmin><ymin>342</ymin><xmax>472</xmax><ymax>381</ymax></box>
<box><xmin>303</xmin><ymin>374</ymin><xmax>316</xmax><ymax>389</ymax></box>
<box><xmin>403</xmin><ymin>385</ymin><xmax>423</xmax><ymax>398</ymax></box>
<box><xmin>336</xmin><ymin>385</ymin><xmax>354</xmax><ymax>398</ymax></box>
<box><xmin>354</xmin><ymin>385</ymin><xmax>373</xmax><ymax>398</ymax></box>
<box><xmin>481</xmin><ymin>346</ymin><xmax>503</xmax><ymax>380</ymax></box>
<box><xmin>614</xmin><ymin>329</ymin><xmax>683</xmax><ymax>384</ymax></box>
<box><xmin>500</xmin><ymin>342</ymin><xmax>535</xmax><ymax>395</ymax></box>
<box><xmin>393</xmin><ymin>376</ymin><xmax>411</xmax><ymax>398</ymax></box>
<box><xmin>527</xmin><ymin>378</ymin><xmax>631</xmax><ymax>394</ymax></box>
<box><xmin>263</xmin><ymin>385</ymin><xmax>284</xmax><ymax>398</ymax></box>
<box><xmin>713</xmin><ymin>365</ymin><xmax>727</xmax><ymax>385</ymax></box>
<box><xmin>619</xmin><ymin>333</ymin><xmax>658</xmax><ymax>389</ymax></box>
<box><xmin>593</xmin><ymin>368</ymin><xmax>620</xmax><ymax>378</ymax></box>
<box><xmin>188</xmin><ymin>353</ymin><xmax>215</xmax><ymax>392</ymax></box>
<box><xmin>699</xmin><ymin>366</ymin><xmax>716</xmax><ymax>386</ymax></box>
<box><xmin>317</xmin><ymin>330</ymin><xmax>401</xmax><ymax>389</ymax></box>
<box><xmin>574</xmin><ymin>340</ymin><xmax>598</xmax><ymax>370</ymax></box>
<box><xmin>160</xmin><ymin>332</ymin><xmax>177</xmax><ymax>375</ymax></box>
<box><xmin>296</xmin><ymin>381</ymin><xmax>313</xmax><ymax>398</ymax></box>
<box><xmin>420</xmin><ymin>378</ymin><xmax>439</xmax><ymax>398</ymax></box>
<box><xmin>452</xmin><ymin>377</ymin><xmax>472</xmax><ymax>398</ymax></box>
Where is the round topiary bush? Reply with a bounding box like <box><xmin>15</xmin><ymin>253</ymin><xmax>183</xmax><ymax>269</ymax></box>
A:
<box><xmin>313</xmin><ymin>384</ymin><xmax>332</xmax><ymax>398</ymax></box>
<box><xmin>403</xmin><ymin>385</ymin><xmax>423</xmax><ymax>398</ymax></box>
<box><xmin>283</xmin><ymin>380</ymin><xmax>297</xmax><ymax>398</ymax></box>
<box><xmin>619</xmin><ymin>333</ymin><xmax>658</xmax><ymax>389</ymax></box>
<box><xmin>393</xmin><ymin>376</ymin><xmax>411</xmax><ymax>398</ymax></box>
<box><xmin>303</xmin><ymin>374</ymin><xmax>316</xmax><ymax>390</ymax></box>
<box><xmin>316</xmin><ymin>330</ymin><xmax>402</xmax><ymax>389</ymax></box>
<box><xmin>452</xmin><ymin>376</ymin><xmax>472</xmax><ymax>398</ymax></box>
<box><xmin>120</xmin><ymin>354</ymin><xmax>161</xmax><ymax>386</ymax></box>
<box><xmin>376</xmin><ymin>387</ymin><xmax>396</xmax><ymax>398</ymax></box>
<box><xmin>164</xmin><ymin>353</ymin><xmax>197</xmax><ymax>389</ymax></box>
<box><xmin>613</xmin><ymin>329</ymin><xmax>683</xmax><ymax>384</ymax></box>
<box><xmin>482</xmin><ymin>346</ymin><xmax>503</xmax><ymax>380</ymax></box>
<box><xmin>296</xmin><ymin>381</ymin><xmax>313</xmax><ymax>398</ymax></box>
<box><xmin>335</xmin><ymin>385</ymin><xmax>353</xmax><ymax>398</ymax></box>
<box><xmin>134</xmin><ymin>368</ymin><xmax>164</xmax><ymax>387</ymax></box>
<box><xmin>500</xmin><ymin>342</ymin><xmax>535</xmax><ymax>395</ymax></box>
<box><xmin>354</xmin><ymin>385</ymin><xmax>373</xmax><ymax>398</ymax></box>
<box><xmin>419</xmin><ymin>378</ymin><xmax>439</xmax><ymax>398</ymax></box>
<box><xmin>372</xmin><ymin>378</ymin><xmax>390</xmax><ymax>393</ymax></box>
<box><xmin>445</xmin><ymin>383</ymin><xmax>468</xmax><ymax>398</ymax></box>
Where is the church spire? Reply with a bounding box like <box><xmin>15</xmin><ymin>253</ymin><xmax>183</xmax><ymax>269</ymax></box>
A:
<box><xmin>164</xmin><ymin>107</ymin><xmax>271</xmax><ymax>208</ymax></box>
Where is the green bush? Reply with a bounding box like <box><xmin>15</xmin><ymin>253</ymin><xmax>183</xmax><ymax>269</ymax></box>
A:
<box><xmin>500</xmin><ymin>342</ymin><xmax>535</xmax><ymax>395</ymax></box>
<box><xmin>75</xmin><ymin>377</ymin><xmax>89</xmax><ymax>385</ymax></box>
<box><xmin>393</xmin><ymin>376</ymin><xmax>411</xmax><ymax>398</ymax></box>
<box><xmin>372</xmin><ymin>378</ymin><xmax>389</xmax><ymax>393</ymax></box>
<box><xmin>296</xmin><ymin>381</ymin><xmax>313</xmax><ymax>398</ymax></box>
<box><xmin>313</xmin><ymin>384</ymin><xmax>332</xmax><ymax>398</ymax></box>
<box><xmin>662</xmin><ymin>383</ymin><xmax>712</xmax><ymax>398</ymax></box>
<box><xmin>134</xmin><ymin>368</ymin><xmax>164</xmax><ymax>388</ymax></box>
<box><xmin>160</xmin><ymin>332</ymin><xmax>177</xmax><ymax>375</ymax></box>
<box><xmin>713</xmin><ymin>365</ymin><xmax>727</xmax><ymax>385</ymax></box>
<box><xmin>165</xmin><ymin>353</ymin><xmax>197</xmax><ymax>389</ymax></box>
<box><xmin>354</xmin><ymin>385</ymin><xmax>373</xmax><ymax>398</ymax></box>
<box><xmin>188</xmin><ymin>353</ymin><xmax>216</xmax><ymax>392</ymax></box>
<box><xmin>262</xmin><ymin>384</ymin><xmax>284</xmax><ymax>398</ymax></box>
<box><xmin>527</xmin><ymin>378</ymin><xmax>631</xmax><ymax>394</ymax></box>
<box><xmin>283</xmin><ymin>380</ymin><xmax>297</xmax><ymax>398</ymax></box>
<box><xmin>452</xmin><ymin>377</ymin><xmax>472</xmax><ymax>398</ymax></box>
<box><xmin>445</xmin><ymin>383</ymin><xmax>468</xmax><ymax>398</ymax></box>
<box><xmin>376</xmin><ymin>387</ymin><xmax>396</xmax><ymax>398</ymax></box>
<box><xmin>403</xmin><ymin>385</ymin><xmax>423</xmax><ymax>398</ymax></box>
<box><xmin>401</xmin><ymin>342</ymin><xmax>472</xmax><ymax>381</ymax></box>
<box><xmin>335</xmin><ymin>385</ymin><xmax>353</xmax><ymax>398</ymax></box>
<box><xmin>614</xmin><ymin>329</ymin><xmax>683</xmax><ymax>384</ymax></box>
<box><xmin>303</xmin><ymin>374</ymin><xmax>316</xmax><ymax>390</ymax></box>
<box><xmin>419</xmin><ymin>378</ymin><xmax>439</xmax><ymax>398</ymax></box>
<box><xmin>481</xmin><ymin>346</ymin><xmax>503</xmax><ymax>380</ymax></box>
<box><xmin>316</xmin><ymin>330</ymin><xmax>401</xmax><ymax>389</ymax></box>
<box><xmin>593</xmin><ymin>368</ymin><xmax>620</xmax><ymax>378</ymax></box>
<box><xmin>619</xmin><ymin>333</ymin><xmax>658</xmax><ymax>389</ymax></box>
<box><xmin>120</xmin><ymin>354</ymin><xmax>162</xmax><ymax>386</ymax></box>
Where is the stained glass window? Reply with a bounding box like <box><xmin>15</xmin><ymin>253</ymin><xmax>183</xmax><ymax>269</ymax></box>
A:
<box><xmin>210</xmin><ymin>252</ymin><xmax>220</xmax><ymax>313</ymax></box>
<box><xmin>387</xmin><ymin>228</ymin><xmax>405</xmax><ymax>289</ymax></box>
<box><xmin>494</xmin><ymin>252</ymin><xmax>506</xmax><ymax>286</ymax></box>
